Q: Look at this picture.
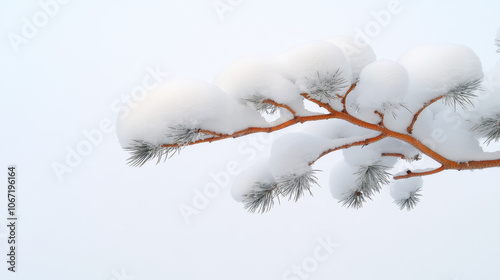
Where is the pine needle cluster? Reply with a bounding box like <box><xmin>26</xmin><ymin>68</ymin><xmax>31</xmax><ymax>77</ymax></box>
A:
<box><xmin>394</xmin><ymin>188</ymin><xmax>422</xmax><ymax>211</ymax></box>
<box><xmin>241</xmin><ymin>94</ymin><xmax>278</xmax><ymax>114</ymax></box>
<box><xmin>125</xmin><ymin>126</ymin><xmax>210</xmax><ymax>166</ymax></box>
<box><xmin>305</xmin><ymin>70</ymin><xmax>348</xmax><ymax>103</ymax></box>
<box><xmin>472</xmin><ymin>113</ymin><xmax>500</xmax><ymax>144</ymax></box>
<box><xmin>241</xmin><ymin>170</ymin><xmax>319</xmax><ymax>213</ymax></box>
<box><xmin>444</xmin><ymin>77</ymin><xmax>482</xmax><ymax>110</ymax></box>
<box><xmin>339</xmin><ymin>163</ymin><xmax>391</xmax><ymax>209</ymax></box>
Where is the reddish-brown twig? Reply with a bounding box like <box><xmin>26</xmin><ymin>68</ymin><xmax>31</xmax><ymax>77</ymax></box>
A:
<box><xmin>308</xmin><ymin>134</ymin><xmax>386</xmax><ymax>166</ymax></box>
<box><xmin>394</xmin><ymin>166</ymin><xmax>445</xmax><ymax>180</ymax></box>
<box><xmin>262</xmin><ymin>99</ymin><xmax>297</xmax><ymax>115</ymax></box>
<box><xmin>407</xmin><ymin>96</ymin><xmax>444</xmax><ymax>134</ymax></box>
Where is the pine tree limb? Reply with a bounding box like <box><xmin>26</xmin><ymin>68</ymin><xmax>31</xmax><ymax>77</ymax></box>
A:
<box><xmin>124</xmin><ymin>88</ymin><xmax>500</xmax><ymax>176</ymax></box>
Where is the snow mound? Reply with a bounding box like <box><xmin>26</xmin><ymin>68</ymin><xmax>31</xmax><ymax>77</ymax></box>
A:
<box><xmin>390</xmin><ymin>177</ymin><xmax>423</xmax><ymax>201</ymax></box>
<box><xmin>399</xmin><ymin>44</ymin><xmax>483</xmax><ymax>109</ymax></box>
<box><xmin>116</xmin><ymin>79</ymin><xmax>266</xmax><ymax>147</ymax></box>
<box><xmin>214</xmin><ymin>56</ymin><xmax>301</xmax><ymax>106</ymax></box>
<box><xmin>326</xmin><ymin>36</ymin><xmax>376</xmax><ymax>79</ymax></box>
<box><xmin>355</xmin><ymin>60</ymin><xmax>409</xmax><ymax>109</ymax></box>
<box><xmin>269</xmin><ymin>132</ymin><xmax>332</xmax><ymax>177</ymax></box>
<box><xmin>329</xmin><ymin>162</ymin><xmax>358</xmax><ymax>200</ymax></box>
<box><xmin>231</xmin><ymin>159</ymin><xmax>274</xmax><ymax>202</ymax></box>
<box><xmin>277</xmin><ymin>41</ymin><xmax>353</xmax><ymax>99</ymax></box>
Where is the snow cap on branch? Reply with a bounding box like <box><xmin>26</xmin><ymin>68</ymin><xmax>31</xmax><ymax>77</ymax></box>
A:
<box><xmin>399</xmin><ymin>44</ymin><xmax>483</xmax><ymax>109</ymax></box>
<box><xmin>269</xmin><ymin>132</ymin><xmax>332</xmax><ymax>177</ymax></box>
<box><xmin>354</xmin><ymin>60</ymin><xmax>409</xmax><ymax>110</ymax></box>
<box><xmin>413</xmin><ymin>109</ymin><xmax>483</xmax><ymax>161</ymax></box>
<box><xmin>116</xmin><ymin>79</ymin><xmax>266</xmax><ymax>148</ymax></box>
<box><xmin>343</xmin><ymin>145</ymin><xmax>382</xmax><ymax>167</ymax></box>
<box><xmin>390</xmin><ymin>177</ymin><xmax>423</xmax><ymax>210</ymax></box>
<box><xmin>232</xmin><ymin>159</ymin><xmax>275</xmax><ymax>202</ymax></box>
<box><xmin>277</xmin><ymin>41</ymin><xmax>353</xmax><ymax>102</ymax></box>
<box><xmin>329</xmin><ymin>162</ymin><xmax>357</xmax><ymax>199</ymax></box>
<box><xmin>325</xmin><ymin>36</ymin><xmax>376</xmax><ymax>80</ymax></box>
<box><xmin>214</xmin><ymin>56</ymin><xmax>302</xmax><ymax>110</ymax></box>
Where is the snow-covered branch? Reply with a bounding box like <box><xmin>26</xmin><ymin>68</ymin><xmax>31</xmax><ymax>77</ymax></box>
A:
<box><xmin>117</xmin><ymin>36</ymin><xmax>500</xmax><ymax>212</ymax></box>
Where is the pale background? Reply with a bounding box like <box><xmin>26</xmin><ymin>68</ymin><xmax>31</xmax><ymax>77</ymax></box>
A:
<box><xmin>1</xmin><ymin>0</ymin><xmax>500</xmax><ymax>279</ymax></box>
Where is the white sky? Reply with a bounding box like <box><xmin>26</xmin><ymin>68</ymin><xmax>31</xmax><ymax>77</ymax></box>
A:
<box><xmin>1</xmin><ymin>0</ymin><xmax>500</xmax><ymax>279</ymax></box>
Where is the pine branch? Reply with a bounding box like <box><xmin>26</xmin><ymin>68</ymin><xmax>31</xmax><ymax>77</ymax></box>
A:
<box><xmin>242</xmin><ymin>182</ymin><xmax>278</xmax><ymax>214</ymax></box>
<box><xmin>124</xmin><ymin>89</ymin><xmax>500</xmax><ymax>179</ymax></box>
<box><xmin>277</xmin><ymin>169</ymin><xmax>319</xmax><ymax>202</ymax></box>
<box><xmin>407</xmin><ymin>78</ymin><xmax>482</xmax><ymax>134</ymax></box>
<box><xmin>168</xmin><ymin>126</ymin><xmax>206</xmax><ymax>146</ymax></box>
<box><xmin>394</xmin><ymin>188</ymin><xmax>422</xmax><ymax>211</ymax></box>
<box><xmin>124</xmin><ymin>140</ymin><xmax>179</xmax><ymax>167</ymax></box>
<box><xmin>160</xmin><ymin>113</ymin><xmax>337</xmax><ymax>148</ymax></box>
<box><xmin>340</xmin><ymin>190</ymin><xmax>366</xmax><ymax>209</ymax></box>
<box><xmin>304</xmin><ymin>70</ymin><xmax>349</xmax><ymax>103</ymax></box>
<box><xmin>472</xmin><ymin>113</ymin><xmax>500</xmax><ymax>144</ymax></box>
<box><xmin>125</xmin><ymin>126</ymin><xmax>209</xmax><ymax>166</ymax></box>
<box><xmin>355</xmin><ymin>163</ymin><xmax>391</xmax><ymax>197</ymax></box>
<box><xmin>241</xmin><ymin>94</ymin><xmax>279</xmax><ymax>114</ymax></box>
<box><xmin>443</xmin><ymin>77</ymin><xmax>482</xmax><ymax>110</ymax></box>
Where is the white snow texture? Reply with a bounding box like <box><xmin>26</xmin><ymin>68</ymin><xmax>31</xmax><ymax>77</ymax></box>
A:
<box><xmin>116</xmin><ymin>39</ymin><xmax>493</xmax><ymax>208</ymax></box>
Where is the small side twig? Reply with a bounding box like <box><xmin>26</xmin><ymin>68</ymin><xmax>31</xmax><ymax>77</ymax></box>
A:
<box><xmin>394</xmin><ymin>166</ymin><xmax>445</xmax><ymax>180</ymax></box>
<box><xmin>407</xmin><ymin>96</ymin><xmax>443</xmax><ymax>134</ymax></box>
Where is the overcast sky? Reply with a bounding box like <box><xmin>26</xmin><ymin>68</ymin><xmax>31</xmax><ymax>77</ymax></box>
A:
<box><xmin>1</xmin><ymin>1</ymin><xmax>500</xmax><ymax>279</ymax></box>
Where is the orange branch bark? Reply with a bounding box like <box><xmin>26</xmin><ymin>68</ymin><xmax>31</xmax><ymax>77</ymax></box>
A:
<box><xmin>159</xmin><ymin>90</ymin><xmax>500</xmax><ymax>178</ymax></box>
<box><xmin>262</xmin><ymin>99</ymin><xmax>296</xmax><ymax>115</ymax></box>
<box><xmin>300</xmin><ymin>93</ymin><xmax>336</xmax><ymax>114</ymax></box>
<box><xmin>382</xmin><ymin>153</ymin><xmax>407</xmax><ymax>159</ymax></box>
<box><xmin>163</xmin><ymin>113</ymin><xmax>336</xmax><ymax>148</ymax></box>
<box><xmin>394</xmin><ymin>166</ymin><xmax>445</xmax><ymax>180</ymax></box>
<box><xmin>407</xmin><ymin>96</ymin><xmax>444</xmax><ymax>134</ymax></box>
<box><xmin>309</xmin><ymin>134</ymin><xmax>386</xmax><ymax>166</ymax></box>
<box><xmin>381</xmin><ymin>153</ymin><xmax>421</xmax><ymax>161</ymax></box>
<box><xmin>341</xmin><ymin>84</ymin><xmax>357</xmax><ymax>113</ymax></box>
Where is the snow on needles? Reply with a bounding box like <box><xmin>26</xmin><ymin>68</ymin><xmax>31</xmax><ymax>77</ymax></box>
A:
<box><xmin>390</xmin><ymin>177</ymin><xmax>423</xmax><ymax>201</ymax></box>
<box><xmin>355</xmin><ymin>60</ymin><xmax>409</xmax><ymax>109</ymax></box>
<box><xmin>116</xmin><ymin>79</ymin><xmax>266</xmax><ymax>147</ymax></box>
<box><xmin>117</xmin><ymin>38</ymin><xmax>368</xmax><ymax>148</ymax></box>
<box><xmin>399</xmin><ymin>44</ymin><xmax>483</xmax><ymax>110</ymax></box>
<box><xmin>115</xmin><ymin>36</ymin><xmax>500</xmax><ymax>211</ymax></box>
<box><xmin>231</xmin><ymin>159</ymin><xmax>274</xmax><ymax>202</ymax></box>
<box><xmin>277</xmin><ymin>41</ymin><xmax>353</xmax><ymax>102</ymax></box>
